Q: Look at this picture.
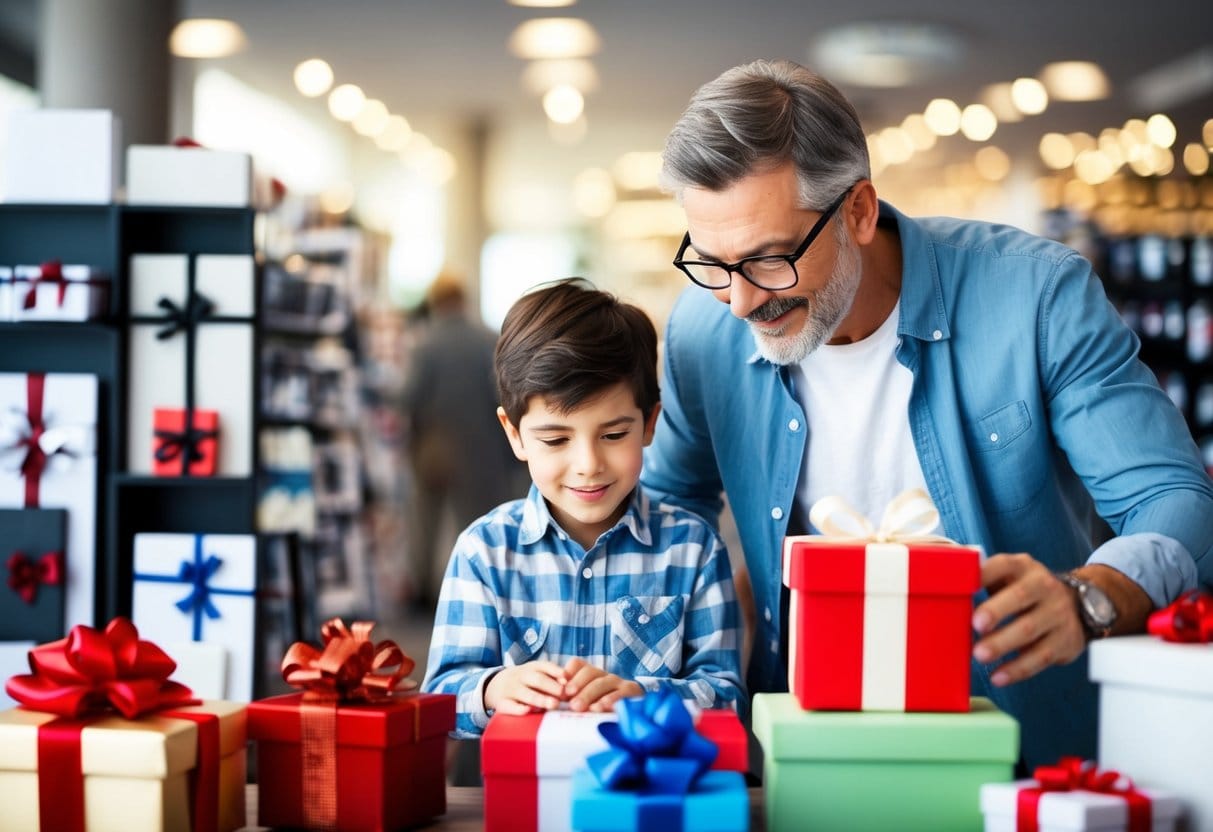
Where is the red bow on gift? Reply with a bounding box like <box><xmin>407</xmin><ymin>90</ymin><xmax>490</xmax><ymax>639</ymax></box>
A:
<box><xmin>1017</xmin><ymin>757</ymin><xmax>1151</xmax><ymax>832</ymax></box>
<box><xmin>7</xmin><ymin>550</ymin><xmax>63</xmax><ymax>604</ymax></box>
<box><xmin>282</xmin><ymin>618</ymin><xmax>416</xmax><ymax>702</ymax></box>
<box><xmin>22</xmin><ymin>260</ymin><xmax>69</xmax><ymax>310</ymax></box>
<box><xmin>1147</xmin><ymin>589</ymin><xmax>1213</xmax><ymax>643</ymax></box>
<box><xmin>4</xmin><ymin>617</ymin><xmax>196</xmax><ymax>718</ymax></box>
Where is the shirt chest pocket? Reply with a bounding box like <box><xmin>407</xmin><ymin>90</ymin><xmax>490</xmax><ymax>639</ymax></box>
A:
<box><xmin>608</xmin><ymin>595</ymin><xmax>686</xmax><ymax>677</ymax></box>
<box><xmin>965</xmin><ymin>399</ymin><xmax>1046</xmax><ymax>513</ymax></box>
<box><xmin>500</xmin><ymin>616</ymin><xmax>550</xmax><ymax>665</ymax></box>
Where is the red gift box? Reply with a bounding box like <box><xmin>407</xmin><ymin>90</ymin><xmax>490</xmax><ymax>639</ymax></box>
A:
<box><xmin>152</xmin><ymin>406</ymin><xmax>219</xmax><ymax>476</ymax></box>
<box><xmin>783</xmin><ymin>535</ymin><xmax>981</xmax><ymax>711</ymax></box>
<box><xmin>248</xmin><ymin>690</ymin><xmax>455</xmax><ymax>831</ymax></box>
<box><xmin>482</xmin><ymin>705</ymin><xmax>747</xmax><ymax>832</ymax></box>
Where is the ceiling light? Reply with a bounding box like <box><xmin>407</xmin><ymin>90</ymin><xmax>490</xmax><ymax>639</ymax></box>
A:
<box><xmin>509</xmin><ymin>18</ymin><xmax>600</xmax><ymax>60</ymax></box>
<box><xmin>328</xmin><ymin>84</ymin><xmax>365</xmax><ymax>121</ymax></box>
<box><xmin>1010</xmin><ymin>78</ymin><xmax>1048</xmax><ymax>115</ymax></box>
<box><xmin>543</xmin><ymin>84</ymin><xmax>584</xmax><ymax>124</ymax></box>
<box><xmin>809</xmin><ymin>22</ymin><xmax>964</xmax><ymax>88</ymax></box>
<box><xmin>974</xmin><ymin>146</ymin><xmax>1010</xmax><ymax>181</ymax></box>
<box><xmin>522</xmin><ymin>58</ymin><xmax>599</xmax><ymax>95</ymax></box>
<box><xmin>353</xmin><ymin>99</ymin><xmax>390</xmax><ymax>137</ymax></box>
<box><xmin>375</xmin><ymin>115</ymin><xmax>412</xmax><ymax>151</ymax></box>
<box><xmin>1204</xmin><ymin>118</ymin><xmax>1213</xmax><ymax>149</ymax></box>
<box><xmin>1039</xmin><ymin>61</ymin><xmax>1110</xmax><ymax>101</ymax></box>
<box><xmin>1146</xmin><ymin>113</ymin><xmax>1177</xmax><ymax>148</ymax></box>
<box><xmin>960</xmin><ymin>104</ymin><xmax>997</xmax><ymax>141</ymax></box>
<box><xmin>1039</xmin><ymin>133</ymin><xmax>1075</xmax><ymax>170</ymax></box>
<box><xmin>900</xmin><ymin>114</ymin><xmax>937</xmax><ymax>151</ymax></box>
<box><xmin>923</xmin><ymin>99</ymin><xmax>961</xmax><ymax>136</ymax></box>
<box><xmin>319</xmin><ymin>182</ymin><xmax>355</xmax><ymax>215</ymax></box>
<box><xmin>1184</xmin><ymin>143</ymin><xmax>1210</xmax><ymax>176</ymax></box>
<box><xmin>509</xmin><ymin>0</ymin><xmax>577</xmax><ymax>6</ymax></box>
<box><xmin>1074</xmin><ymin>149</ymin><xmax>1116</xmax><ymax>185</ymax></box>
<box><xmin>878</xmin><ymin>127</ymin><xmax>915</xmax><ymax>164</ymax></box>
<box><xmin>980</xmin><ymin>82</ymin><xmax>1023</xmax><ymax>123</ymax></box>
<box><xmin>612</xmin><ymin>151</ymin><xmax>664</xmax><ymax>191</ymax></box>
<box><xmin>293</xmin><ymin>59</ymin><xmax>334</xmax><ymax>97</ymax></box>
<box><xmin>169</xmin><ymin>19</ymin><xmax>247</xmax><ymax>58</ymax></box>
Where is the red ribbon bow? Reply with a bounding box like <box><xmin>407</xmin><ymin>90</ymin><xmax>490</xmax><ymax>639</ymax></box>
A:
<box><xmin>22</xmin><ymin>260</ymin><xmax>69</xmax><ymax>310</ymax></box>
<box><xmin>4</xmin><ymin>617</ymin><xmax>196</xmax><ymax>718</ymax></box>
<box><xmin>1148</xmin><ymin>589</ymin><xmax>1213</xmax><ymax>643</ymax></box>
<box><xmin>1017</xmin><ymin>757</ymin><xmax>1151</xmax><ymax>832</ymax></box>
<box><xmin>7</xmin><ymin>550</ymin><xmax>63</xmax><ymax>604</ymax></box>
<box><xmin>282</xmin><ymin>618</ymin><xmax>415</xmax><ymax>702</ymax></box>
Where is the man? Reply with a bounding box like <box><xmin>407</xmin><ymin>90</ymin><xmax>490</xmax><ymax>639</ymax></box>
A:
<box><xmin>641</xmin><ymin>59</ymin><xmax>1213</xmax><ymax>768</ymax></box>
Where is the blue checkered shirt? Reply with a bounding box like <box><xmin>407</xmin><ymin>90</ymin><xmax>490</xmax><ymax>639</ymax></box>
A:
<box><xmin>420</xmin><ymin>484</ymin><xmax>743</xmax><ymax>737</ymax></box>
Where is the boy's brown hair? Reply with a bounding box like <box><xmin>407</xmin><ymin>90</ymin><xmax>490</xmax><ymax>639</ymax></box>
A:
<box><xmin>495</xmin><ymin>278</ymin><xmax>659</xmax><ymax>427</ymax></box>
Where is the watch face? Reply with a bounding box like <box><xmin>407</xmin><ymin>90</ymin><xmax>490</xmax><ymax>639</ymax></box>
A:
<box><xmin>1082</xmin><ymin>584</ymin><xmax>1117</xmax><ymax>627</ymax></box>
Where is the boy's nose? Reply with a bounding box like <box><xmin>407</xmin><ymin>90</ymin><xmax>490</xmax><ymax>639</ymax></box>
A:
<box><xmin>574</xmin><ymin>441</ymin><xmax>604</xmax><ymax>474</ymax></box>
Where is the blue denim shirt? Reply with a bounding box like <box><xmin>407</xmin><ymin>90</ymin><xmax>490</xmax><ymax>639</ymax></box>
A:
<box><xmin>642</xmin><ymin>201</ymin><xmax>1213</xmax><ymax>768</ymax></box>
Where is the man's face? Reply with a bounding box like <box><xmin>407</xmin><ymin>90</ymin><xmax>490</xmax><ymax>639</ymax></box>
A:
<box><xmin>681</xmin><ymin>162</ymin><xmax>862</xmax><ymax>365</ymax></box>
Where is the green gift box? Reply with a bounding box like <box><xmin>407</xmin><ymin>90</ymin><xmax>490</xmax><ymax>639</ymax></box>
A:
<box><xmin>753</xmin><ymin>693</ymin><xmax>1018</xmax><ymax>832</ymax></box>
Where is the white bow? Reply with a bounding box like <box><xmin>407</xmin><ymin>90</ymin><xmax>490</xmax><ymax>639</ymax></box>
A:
<box><xmin>808</xmin><ymin>488</ymin><xmax>952</xmax><ymax>544</ymax></box>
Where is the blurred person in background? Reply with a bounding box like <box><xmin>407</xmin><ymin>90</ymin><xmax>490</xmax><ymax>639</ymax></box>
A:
<box><xmin>401</xmin><ymin>271</ymin><xmax>523</xmax><ymax>612</ymax></box>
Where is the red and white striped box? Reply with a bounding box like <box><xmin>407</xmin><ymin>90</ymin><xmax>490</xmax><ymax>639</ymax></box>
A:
<box><xmin>482</xmin><ymin>706</ymin><xmax>747</xmax><ymax>832</ymax></box>
<box><xmin>783</xmin><ymin>537</ymin><xmax>982</xmax><ymax>712</ymax></box>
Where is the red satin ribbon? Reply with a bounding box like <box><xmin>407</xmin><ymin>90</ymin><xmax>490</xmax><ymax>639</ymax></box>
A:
<box><xmin>161</xmin><ymin>709</ymin><xmax>221</xmax><ymax>832</ymax></box>
<box><xmin>1016</xmin><ymin>757</ymin><xmax>1152</xmax><ymax>832</ymax></box>
<box><xmin>1148</xmin><ymin>590</ymin><xmax>1213</xmax><ymax>643</ymax></box>
<box><xmin>17</xmin><ymin>373</ymin><xmax>47</xmax><ymax>507</ymax></box>
<box><xmin>22</xmin><ymin>260</ymin><xmax>69</xmax><ymax>310</ymax></box>
<box><xmin>281</xmin><ymin>619</ymin><xmax>416</xmax><ymax>830</ymax></box>
<box><xmin>7</xmin><ymin>550</ymin><xmax>63</xmax><ymax>603</ymax></box>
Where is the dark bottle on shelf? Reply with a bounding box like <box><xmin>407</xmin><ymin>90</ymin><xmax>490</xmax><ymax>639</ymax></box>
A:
<box><xmin>1164</xmin><ymin>300</ymin><xmax>1186</xmax><ymax>341</ymax></box>
<box><xmin>1195</xmin><ymin>382</ymin><xmax>1213</xmax><ymax>429</ymax></box>
<box><xmin>1141</xmin><ymin>301</ymin><xmax>1165</xmax><ymax>339</ymax></box>
<box><xmin>1188</xmin><ymin>300</ymin><xmax>1212</xmax><ymax>363</ymax></box>
<box><xmin>1110</xmin><ymin>238</ymin><xmax>1137</xmax><ymax>284</ymax></box>
<box><xmin>1138</xmin><ymin>235</ymin><xmax>1167</xmax><ymax>282</ymax></box>
<box><xmin>1193</xmin><ymin>236</ymin><xmax>1212</xmax><ymax>287</ymax></box>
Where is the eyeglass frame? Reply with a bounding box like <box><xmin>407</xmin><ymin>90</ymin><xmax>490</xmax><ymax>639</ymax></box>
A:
<box><xmin>672</xmin><ymin>186</ymin><xmax>853</xmax><ymax>291</ymax></box>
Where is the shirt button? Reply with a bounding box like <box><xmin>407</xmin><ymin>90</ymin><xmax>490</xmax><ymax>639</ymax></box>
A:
<box><xmin>616</xmin><ymin>598</ymin><xmax>628</xmax><ymax>609</ymax></box>
<box><xmin>524</xmin><ymin>629</ymin><xmax>538</xmax><ymax>645</ymax></box>
<box><xmin>764</xmin><ymin>607</ymin><xmax>772</xmax><ymax>622</ymax></box>
<box><xmin>769</xmin><ymin>639</ymin><xmax>779</xmax><ymax>654</ymax></box>
<box><xmin>788</xmin><ymin>418</ymin><xmax>800</xmax><ymax>431</ymax></box>
<box><xmin>582</xmin><ymin>567</ymin><xmax>593</xmax><ymax>579</ymax></box>
<box><xmin>932</xmin><ymin>329</ymin><xmax>943</xmax><ymax>341</ymax></box>
<box><xmin>557</xmin><ymin>531</ymin><xmax>567</xmax><ymax>540</ymax></box>
<box><xmin>638</xmin><ymin>614</ymin><xmax>651</xmax><ymax>625</ymax></box>
<box><xmin>771</xmin><ymin>506</ymin><xmax>784</xmax><ymax>521</ymax></box>
<box><xmin>990</xmin><ymin>432</ymin><xmax>999</xmax><ymax>443</ymax></box>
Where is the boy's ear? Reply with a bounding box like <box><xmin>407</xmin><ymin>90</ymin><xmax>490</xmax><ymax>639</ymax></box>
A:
<box><xmin>497</xmin><ymin>406</ymin><xmax>528</xmax><ymax>461</ymax></box>
<box><xmin>641</xmin><ymin>402</ymin><xmax>662</xmax><ymax>446</ymax></box>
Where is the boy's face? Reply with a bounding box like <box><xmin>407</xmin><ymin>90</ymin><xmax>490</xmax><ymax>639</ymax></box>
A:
<box><xmin>498</xmin><ymin>381</ymin><xmax>660</xmax><ymax>550</ymax></box>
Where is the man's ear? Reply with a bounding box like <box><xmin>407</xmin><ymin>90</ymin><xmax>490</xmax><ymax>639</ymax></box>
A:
<box><xmin>642</xmin><ymin>402</ymin><xmax>662</xmax><ymax>446</ymax></box>
<box><xmin>846</xmin><ymin>179</ymin><xmax>880</xmax><ymax>246</ymax></box>
<box><xmin>497</xmin><ymin>406</ymin><xmax>528</xmax><ymax>461</ymax></box>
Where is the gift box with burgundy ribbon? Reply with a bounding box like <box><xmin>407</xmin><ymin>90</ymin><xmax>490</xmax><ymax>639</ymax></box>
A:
<box><xmin>12</xmin><ymin>261</ymin><xmax>110</xmax><ymax>322</ymax></box>
<box><xmin>127</xmin><ymin>252</ymin><xmax>254</xmax><ymax>478</ymax></box>
<box><xmin>0</xmin><ymin>508</ymin><xmax>67</xmax><ymax>643</ymax></box>
<box><xmin>131</xmin><ymin>533</ymin><xmax>257</xmax><ymax>701</ymax></box>
<box><xmin>980</xmin><ymin>757</ymin><xmax>1182</xmax><ymax>832</ymax></box>
<box><xmin>782</xmin><ymin>489</ymin><xmax>982</xmax><ymax>712</ymax></box>
<box><xmin>482</xmin><ymin>700</ymin><xmax>747</xmax><ymax>832</ymax></box>
<box><xmin>126</xmin><ymin>144</ymin><xmax>252</xmax><ymax>208</ymax></box>
<box><xmin>753</xmin><ymin>692</ymin><xmax>1019</xmax><ymax>831</ymax></box>
<box><xmin>568</xmin><ymin>690</ymin><xmax>748</xmax><ymax>832</ymax></box>
<box><xmin>0</xmin><ymin>371</ymin><xmax>98</xmax><ymax>632</ymax></box>
<box><xmin>0</xmin><ymin>617</ymin><xmax>247</xmax><ymax>832</ymax></box>
<box><xmin>1089</xmin><ymin>590</ymin><xmax>1212</xmax><ymax>831</ymax></box>
<box><xmin>246</xmin><ymin>619</ymin><xmax>456</xmax><ymax>831</ymax></box>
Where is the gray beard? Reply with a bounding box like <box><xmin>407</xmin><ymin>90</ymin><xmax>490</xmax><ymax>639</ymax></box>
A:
<box><xmin>747</xmin><ymin>229</ymin><xmax>863</xmax><ymax>365</ymax></box>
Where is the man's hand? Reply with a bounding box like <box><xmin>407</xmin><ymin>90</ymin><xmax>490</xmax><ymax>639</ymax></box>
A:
<box><xmin>484</xmin><ymin>661</ymin><xmax>568</xmax><ymax>715</ymax></box>
<box><xmin>562</xmin><ymin>657</ymin><xmax>644</xmax><ymax>713</ymax></box>
<box><xmin>971</xmin><ymin>553</ymin><xmax>1087</xmax><ymax>687</ymax></box>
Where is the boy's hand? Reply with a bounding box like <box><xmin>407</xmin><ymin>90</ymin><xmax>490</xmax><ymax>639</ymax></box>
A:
<box><xmin>484</xmin><ymin>661</ymin><xmax>568</xmax><ymax>715</ymax></box>
<box><xmin>562</xmin><ymin>657</ymin><xmax>644</xmax><ymax>713</ymax></box>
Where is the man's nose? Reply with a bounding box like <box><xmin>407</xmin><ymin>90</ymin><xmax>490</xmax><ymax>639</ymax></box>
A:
<box><xmin>725</xmin><ymin>275</ymin><xmax>773</xmax><ymax>320</ymax></box>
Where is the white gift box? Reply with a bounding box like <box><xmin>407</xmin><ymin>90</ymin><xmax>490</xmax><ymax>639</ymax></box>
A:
<box><xmin>127</xmin><ymin>254</ymin><xmax>254</xmax><ymax>476</ymax></box>
<box><xmin>12</xmin><ymin>263</ymin><xmax>109</xmax><ymax>321</ymax></box>
<box><xmin>126</xmin><ymin>145</ymin><xmax>252</xmax><ymax>207</ymax></box>
<box><xmin>131</xmin><ymin>533</ymin><xmax>256</xmax><ymax>702</ymax></box>
<box><xmin>0</xmin><ymin>642</ymin><xmax>35</xmax><ymax>709</ymax></box>
<box><xmin>0</xmin><ymin>266</ymin><xmax>13</xmax><ymax>321</ymax></box>
<box><xmin>1</xmin><ymin>109</ymin><xmax>119</xmax><ymax>204</ymax></box>
<box><xmin>981</xmin><ymin>778</ymin><xmax>1181</xmax><ymax>831</ymax></box>
<box><xmin>1090</xmin><ymin>635</ymin><xmax>1212</xmax><ymax>831</ymax></box>
<box><xmin>0</xmin><ymin>372</ymin><xmax>98</xmax><ymax>630</ymax></box>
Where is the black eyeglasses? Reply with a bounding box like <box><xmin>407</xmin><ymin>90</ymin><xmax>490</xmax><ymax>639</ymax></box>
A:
<box><xmin>673</xmin><ymin>187</ymin><xmax>852</xmax><ymax>291</ymax></box>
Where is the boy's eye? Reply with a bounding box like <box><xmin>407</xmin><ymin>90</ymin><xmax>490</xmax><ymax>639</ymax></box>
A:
<box><xmin>538</xmin><ymin>437</ymin><xmax>568</xmax><ymax>447</ymax></box>
<box><xmin>603</xmin><ymin>431</ymin><xmax>629</xmax><ymax>441</ymax></box>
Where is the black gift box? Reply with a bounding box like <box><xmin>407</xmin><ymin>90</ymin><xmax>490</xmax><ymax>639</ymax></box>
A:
<box><xmin>0</xmin><ymin>507</ymin><xmax>68</xmax><ymax>641</ymax></box>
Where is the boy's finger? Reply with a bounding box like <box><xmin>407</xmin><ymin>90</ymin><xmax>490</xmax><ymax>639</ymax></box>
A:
<box><xmin>563</xmin><ymin>657</ymin><xmax>586</xmax><ymax>676</ymax></box>
<box><xmin>530</xmin><ymin>660</ymin><xmax>568</xmax><ymax>680</ymax></box>
<box><xmin>563</xmin><ymin>664</ymin><xmax>602</xmax><ymax>696</ymax></box>
<box><xmin>495</xmin><ymin>698</ymin><xmax>534</xmax><ymax>716</ymax></box>
<box><xmin>524</xmin><ymin>668</ymin><xmax>567</xmax><ymax>699</ymax></box>
<box><xmin>571</xmin><ymin>676</ymin><xmax>619</xmax><ymax>711</ymax></box>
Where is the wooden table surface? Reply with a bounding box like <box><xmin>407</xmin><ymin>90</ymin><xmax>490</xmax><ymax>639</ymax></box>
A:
<box><xmin>243</xmin><ymin>784</ymin><xmax>767</xmax><ymax>830</ymax></box>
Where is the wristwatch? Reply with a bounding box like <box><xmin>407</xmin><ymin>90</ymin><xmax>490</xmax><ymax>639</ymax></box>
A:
<box><xmin>1055</xmin><ymin>572</ymin><xmax>1118</xmax><ymax>640</ymax></box>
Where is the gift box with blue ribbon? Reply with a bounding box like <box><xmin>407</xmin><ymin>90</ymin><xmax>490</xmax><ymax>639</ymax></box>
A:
<box><xmin>570</xmin><ymin>690</ymin><xmax>748</xmax><ymax>832</ymax></box>
<box><xmin>132</xmin><ymin>532</ymin><xmax>257</xmax><ymax>701</ymax></box>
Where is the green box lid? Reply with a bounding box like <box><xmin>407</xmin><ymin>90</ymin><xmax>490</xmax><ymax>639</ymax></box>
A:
<box><xmin>752</xmin><ymin>694</ymin><xmax>1019</xmax><ymax>763</ymax></box>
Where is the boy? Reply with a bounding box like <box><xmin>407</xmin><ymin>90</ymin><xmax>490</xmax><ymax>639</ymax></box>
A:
<box><xmin>421</xmin><ymin>279</ymin><xmax>742</xmax><ymax>737</ymax></box>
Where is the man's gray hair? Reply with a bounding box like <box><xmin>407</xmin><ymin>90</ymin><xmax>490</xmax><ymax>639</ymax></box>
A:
<box><xmin>660</xmin><ymin>59</ymin><xmax>870</xmax><ymax>211</ymax></box>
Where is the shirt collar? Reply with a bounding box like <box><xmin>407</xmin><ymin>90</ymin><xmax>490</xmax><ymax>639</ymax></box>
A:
<box><xmin>518</xmin><ymin>483</ymin><xmax>654</xmax><ymax>548</ymax></box>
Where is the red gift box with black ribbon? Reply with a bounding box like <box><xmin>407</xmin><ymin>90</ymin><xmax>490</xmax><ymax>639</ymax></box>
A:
<box><xmin>247</xmin><ymin>619</ymin><xmax>456</xmax><ymax>831</ymax></box>
<box><xmin>0</xmin><ymin>617</ymin><xmax>247</xmax><ymax>832</ymax></box>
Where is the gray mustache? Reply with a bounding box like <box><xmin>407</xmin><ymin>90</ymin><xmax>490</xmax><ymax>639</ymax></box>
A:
<box><xmin>746</xmin><ymin>296</ymin><xmax>807</xmax><ymax>323</ymax></box>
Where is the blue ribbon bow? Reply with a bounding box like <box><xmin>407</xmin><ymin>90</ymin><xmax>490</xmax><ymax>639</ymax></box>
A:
<box><xmin>587</xmin><ymin>689</ymin><xmax>718</xmax><ymax>795</ymax></box>
<box><xmin>134</xmin><ymin>535</ymin><xmax>255</xmax><ymax>640</ymax></box>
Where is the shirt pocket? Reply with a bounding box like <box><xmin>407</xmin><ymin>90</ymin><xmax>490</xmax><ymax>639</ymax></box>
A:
<box><xmin>499</xmin><ymin>615</ymin><xmax>550</xmax><ymax>666</ymax></box>
<box><xmin>608</xmin><ymin>595</ymin><xmax>686</xmax><ymax>677</ymax></box>
<box><xmin>965</xmin><ymin>399</ymin><xmax>1046</xmax><ymax>514</ymax></box>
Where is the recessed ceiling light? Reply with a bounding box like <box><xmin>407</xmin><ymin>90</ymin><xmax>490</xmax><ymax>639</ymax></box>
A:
<box><xmin>1040</xmin><ymin>61</ymin><xmax>1110</xmax><ymax>101</ymax></box>
<box><xmin>169</xmin><ymin>18</ymin><xmax>247</xmax><ymax>58</ymax></box>
<box><xmin>543</xmin><ymin>84</ymin><xmax>585</xmax><ymax>124</ymax></box>
<box><xmin>509</xmin><ymin>0</ymin><xmax>577</xmax><ymax>6</ymax></box>
<box><xmin>810</xmin><ymin>22</ymin><xmax>964</xmax><ymax>88</ymax></box>
<box><xmin>328</xmin><ymin>84</ymin><xmax>365</xmax><ymax>121</ymax></box>
<box><xmin>1010</xmin><ymin>78</ymin><xmax>1049</xmax><ymax>115</ymax></box>
<box><xmin>294</xmin><ymin>59</ymin><xmax>334</xmax><ymax>97</ymax></box>
<box><xmin>509</xmin><ymin>18</ymin><xmax>600</xmax><ymax>60</ymax></box>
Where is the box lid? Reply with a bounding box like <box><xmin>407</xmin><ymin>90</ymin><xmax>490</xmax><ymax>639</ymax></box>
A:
<box><xmin>783</xmin><ymin>539</ymin><xmax>981</xmax><ymax>595</ymax></box>
<box><xmin>246</xmin><ymin>691</ymin><xmax>454</xmax><ymax>748</ymax></box>
<box><xmin>752</xmin><ymin>694</ymin><xmax>1019</xmax><ymax>763</ymax></box>
<box><xmin>980</xmin><ymin>779</ymin><xmax>1183</xmax><ymax>827</ymax></box>
<box><xmin>1088</xmin><ymin>635</ymin><xmax>1213</xmax><ymax>697</ymax></box>
<box><xmin>0</xmin><ymin>706</ymin><xmax>197</xmax><ymax>777</ymax></box>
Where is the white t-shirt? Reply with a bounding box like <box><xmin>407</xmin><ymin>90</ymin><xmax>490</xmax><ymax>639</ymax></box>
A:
<box><xmin>793</xmin><ymin>301</ymin><xmax>934</xmax><ymax>531</ymax></box>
